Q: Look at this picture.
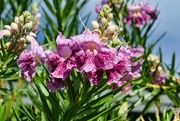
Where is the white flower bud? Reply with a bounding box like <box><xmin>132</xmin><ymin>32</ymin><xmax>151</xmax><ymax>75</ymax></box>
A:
<box><xmin>158</xmin><ymin>66</ymin><xmax>163</xmax><ymax>72</ymax></box>
<box><xmin>107</xmin><ymin>13</ymin><xmax>113</xmax><ymax>21</ymax></box>
<box><xmin>11</xmin><ymin>22</ymin><xmax>19</xmax><ymax>32</ymax></box>
<box><xmin>26</xmin><ymin>35</ymin><xmax>34</xmax><ymax>43</ymax></box>
<box><xmin>14</xmin><ymin>16</ymin><xmax>19</xmax><ymax>24</ymax></box>
<box><xmin>4</xmin><ymin>25</ymin><xmax>11</xmax><ymax>30</ymax></box>
<box><xmin>106</xmin><ymin>24</ymin><xmax>117</xmax><ymax>34</ymax></box>
<box><xmin>19</xmin><ymin>16</ymin><xmax>24</xmax><ymax>23</ymax></box>
<box><xmin>100</xmin><ymin>18</ymin><xmax>108</xmax><ymax>26</ymax></box>
<box><xmin>29</xmin><ymin>32</ymin><xmax>36</xmax><ymax>37</ymax></box>
<box><xmin>5</xmin><ymin>42</ymin><xmax>11</xmax><ymax>49</ymax></box>
<box><xmin>4</xmin><ymin>30</ymin><xmax>12</xmax><ymax>37</ymax></box>
<box><xmin>19</xmin><ymin>37</ymin><xmax>25</xmax><ymax>42</ymax></box>
<box><xmin>91</xmin><ymin>21</ymin><xmax>99</xmax><ymax>29</ymax></box>
<box><xmin>23</xmin><ymin>21</ymin><xmax>33</xmax><ymax>30</ymax></box>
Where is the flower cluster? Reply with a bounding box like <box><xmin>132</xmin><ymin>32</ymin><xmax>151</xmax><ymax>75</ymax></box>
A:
<box><xmin>0</xmin><ymin>11</ymin><xmax>37</xmax><ymax>54</ymax></box>
<box><xmin>124</xmin><ymin>2</ymin><xmax>158</xmax><ymax>28</ymax></box>
<box><xmin>147</xmin><ymin>54</ymin><xmax>166</xmax><ymax>85</ymax></box>
<box><xmin>17</xmin><ymin>29</ymin><xmax>143</xmax><ymax>92</ymax></box>
<box><xmin>92</xmin><ymin>5</ymin><xmax>121</xmax><ymax>43</ymax></box>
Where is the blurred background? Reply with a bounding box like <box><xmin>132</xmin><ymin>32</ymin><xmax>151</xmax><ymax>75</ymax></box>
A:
<box><xmin>84</xmin><ymin>0</ymin><xmax>180</xmax><ymax>71</ymax></box>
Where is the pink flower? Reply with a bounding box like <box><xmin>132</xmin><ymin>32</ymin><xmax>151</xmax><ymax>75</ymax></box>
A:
<box><xmin>71</xmin><ymin>30</ymin><xmax>116</xmax><ymax>72</ymax></box>
<box><xmin>88</xmin><ymin>71</ymin><xmax>103</xmax><ymax>86</ymax></box>
<box><xmin>151</xmin><ymin>72</ymin><xmax>166</xmax><ymax>85</ymax></box>
<box><xmin>106</xmin><ymin>46</ymin><xmax>144</xmax><ymax>92</ymax></box>
<box><xmin>46</xmin><ymin>33</ymin><xmax>76</xmax><ymax>80</ymax></box>
<box><xmin>124</xmin><ymin>2</ymin><xmax>158</xmax><ymax>28</ymax></box>
<box><xmin>17</xmin><ymin>38</ymin><xmax>45</xmax><ymax>81</ymax></box>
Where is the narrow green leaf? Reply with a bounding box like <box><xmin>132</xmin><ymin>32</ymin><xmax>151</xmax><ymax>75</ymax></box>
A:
<box><xmin>12</xmin><ymin>107</ymin><xmax>21</xmax><ymax>121</ymax></box>
<box><xmin>18</xmin><ymin>95</ymin><xmax>35</xmax><ymax>120</ymax></box>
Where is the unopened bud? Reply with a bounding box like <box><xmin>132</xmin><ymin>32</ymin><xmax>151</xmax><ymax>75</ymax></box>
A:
<box><xmin>23</xmin><ymin>21</ymin><xmax>33</xmax><ymax>30</ymax></box>
<box><xmin>101</xmin><ymin>37</ymin><xmax>108</xmax><ymax>43</ymax></box>
<box><xmin>26</xmin><ymin>35</ymin><xmax>34</xmax><ymax>43</ymax></box>
<box><xmin>158</xmin><ymin>66</ymin><xmax>163</xmax><ymax>72</ymax></box>
<box><xmin>19</xmin><ymin>16</ymin><xmax>24</xmax><ymax>23</ymax></box>
<box><xmin>19</xmin><ymin>37</ymin><xmax>25</xmax><ymax>42</ymax></box>
<box><xmin>103</xmin><ymin>5</ymin><xmax>112</xmax><ymax>14</ymax></box>
<box><xmin>107</xmin><ymin>13</ymin><xmax>113</xmax><ymax>21</ymax></box>
<box><xmin>112</xmin><ymin>38</ymin><xmax>122</xmax><ymax>45</ymax></box>
<box><xmin>14</xmin><ymin>16</ymin><xmax>19</xmax><ymax>24</ymax></box>
<box><xmin>4</xmin><ymin>30</ymin><xmax>12</xmax><ymax>37</ymax></box>
<box><xmin>4</xmin><ymin>25</ymin><xmax>11</xmax><ymax>30</ymax></box>
<box><xmin>11</xmin><ymin>22</ymin><xmax>19</xmax><ymax>32</ymax></box>
<box><xmin>99</xmin><ymin>11</ymin><xmax>104</xmax><ymax>18</ymax></box>
<box><xmin>91</xmin><ymin>21</ymin><xmax>99</xmax><ymax>29</ymax></box>
<box><xmin>101</xmin><ymin>18</ymin><xmax>108</xmax><ymax>26</ymax></box>
<box><xmin>29</xmin><ymin>32</ymin><xmax>36</xmax><ymax>37</ymax></box>
<box><xmin>106</xmin><ymin>24</ymin><xmax>118</xmax><ymax>34</ymax></box>
<box><xmin>5</xmin><ymin>42</ymin><xmax>11</xmax><ymax>49</ymax></box>
<box><xmin>93</xmin><ymin>29</ymin><xmax>102</xmax><ymax>37</ymax></box>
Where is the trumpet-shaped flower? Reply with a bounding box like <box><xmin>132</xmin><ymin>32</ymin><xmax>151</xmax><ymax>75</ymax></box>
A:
<box><xmin>70</xmin><ymin>30</ymin><xmax>118</xmax><ymax>85</ymax></box>
<box><xmin>46</xmin><ymin>33</ymin><xmax>76</xmax><ymax>80</ymax></box>
<box><xmin>124</xmin><ymin>2</ymin><xmax>157</xmax><ymax>28</ymax></box>
<box><xmin>106</xmin><ymin>46</ymin><xmax>144</xmax><ymax>91</ymax></box>
<box><xmin>17</xmin><ymin>37</ymin><xmax>45</xmax><ymax>81</ymax></box>
<box><xmin>71</xmin><ymin>30</ymin><xmax>117</xmax><ymax>72</ymax></box>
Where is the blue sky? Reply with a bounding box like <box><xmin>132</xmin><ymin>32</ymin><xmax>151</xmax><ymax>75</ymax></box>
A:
<box><xmin>84</xmin><ymin>0</ymin><xmax>180</xmax><ymax>71</ymax></box>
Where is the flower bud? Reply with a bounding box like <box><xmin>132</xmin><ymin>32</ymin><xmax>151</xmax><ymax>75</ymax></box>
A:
<box><xmin>91</xmin><ymin>21</ymin><xmax>99</xmax><ymax>29</ymax></box>
<box><xmin>5</xmin><ymin>42</ymin><xmax>11</xmax><ymax>50</ymax></box>
<box><xmin>23</xmin><ymin>21</ymin><xmax>33</xmax><ymax>30</ymax></box>
<box><xmin>26</xmin><ymin>35</ymin><xmax>34</xmax><ymax>43</ymax></box>
<box><xmin>106</xmin><ymin>24</ymin><xmax>117</xmax><ymax>34</ymax></box>
<box><xmin>103</xmin><ymin>5</ymin><xmax>112</xmax><ymax>14</ymax></box>
<box><xmin>14</xmin><ymin>16</ymin><xmax>19</xmax><ymax>24</ymax></box>
<box><xmin>112</xmin><ymin>38</ymin><xmax>122</xmax><ymax>46</ymax></box>
<box><xmin>99</xmin><ymin>11</ymin><xmax>104</xmax><ymax>18</ymax></box>
<box><xmin>92</xmin><ymin>29</ymin><xmax>102</xmax><ymax>37</ymax></box>
<box><xmin>4</xmin><ymin>25</ymin><xmax>11</xmax><ymax>30</ymax></box>
<box><xmin>19</xmin><ymin>37</ymin><xmax>25</xmax><ymax>42</ymax></box>
<box><xmin>107</xmin><ymin>13</ymin><xmax>113</xmax><ymax>21</ymax></box>
<box><xmin>29</xmin><ymin>32</ymin><xmax>36</xmax><ymax>37</ymax></box>
<box><xmin>11</xmin><ymin>22</ymin><xmax>19</xmax><ymax>32</ymax></box>
<box><xmin>101</xmin><ymin>37</ymin><xmax>108</xmax><ymax>42</ymax></box>
<box><xmin>4</xmin><ymin>30</ymin><xmax>12</xmax><ymax>37</ymax></box>
<box><xmin>19</xmin><ymin>16</ymin><xmax>24</xmax><ymax>23</ymax></box>
<box><xmin>100</xmin><ymin>18</ymin><xmax>108</xmax><ymax>26</ymax></box>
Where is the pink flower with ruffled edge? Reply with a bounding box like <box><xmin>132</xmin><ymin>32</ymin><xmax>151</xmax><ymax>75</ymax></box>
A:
<box><xmin>71</xmin><ymin>30</ymin><xmax>118</xmax><ymax>86</ymax></box>
<box><xmin>46</xmin><ymin>33</ymin><xmax>76</xmax><ymax>80</ymax></box>
<box><xmin>17</xmin><ymin>38</ymin><xmax>46</xmax><ymax>82</ymax></box>
<box><xmin>124</xmin><ymin>2</ymin><xmax>158</xmax><ymax>28</ymax></box>
<box><xmin>106</xmin><ymin>46</ymin><xmax>144</xmax><ymax>92</ymax></box>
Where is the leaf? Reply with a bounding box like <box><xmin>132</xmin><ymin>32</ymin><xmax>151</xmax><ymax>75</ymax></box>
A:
<box><xmin>34</xmin><ymin>76</ymin><xmax>49</xmax><ymax>97</ymax></box>
<box><xmin>18</xmin><ymin>95</ymin><xmax>35</xmax><ymax>121</ymax></box>
<box><xmin>43</xmin><ymin>0</ymin><xmax>56</xmax><ymax>15</ymax></box>
<box><xmin>12</xmin><ymin>107</ymin><xmax>21</xmax><ymax>121</ymax></box>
